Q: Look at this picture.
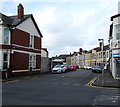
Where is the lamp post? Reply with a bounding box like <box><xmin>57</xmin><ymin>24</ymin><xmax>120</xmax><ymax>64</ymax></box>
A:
<box><xmin>98</xmin><ymin>39</ymin><xmax>104</xmax><ymax>85</ymax></box>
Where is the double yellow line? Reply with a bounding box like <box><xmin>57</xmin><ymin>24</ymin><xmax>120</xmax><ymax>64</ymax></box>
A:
<box><xmin>86</xmin><ymin>76</ymin><xmax>102</xmax><ymax>88</ymax></box>
<box><xmin>86</xmin><ymin>76</ymin><xmax>120</xmax><ymax>89</ymax></box>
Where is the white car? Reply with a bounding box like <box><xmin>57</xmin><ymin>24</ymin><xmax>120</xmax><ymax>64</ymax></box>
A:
<box><xmin>52</xmin><ymin>65</ymin><xmax>66</xmax><ymax>73</ymax></box>
<box><xmin>84</xmin><ymin>65</ymin><xmax>92</xmax><ymax>70</ymax></box>
<box><xmin>83</xmin><ymin>65</ymin><xmax>88</xmax><ymax>69</ymax></box>
<box><xmin>86</xmin><ymin>66</ymin><xmax>92</xmax><ymax>70</ymax></box>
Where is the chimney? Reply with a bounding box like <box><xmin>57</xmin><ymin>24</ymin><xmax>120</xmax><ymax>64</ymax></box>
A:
<box><xmin>79</xmin><ymin>48</ymin><xmax>83</xmax><ymax>53</ymax></box>
<box><xmin>17</xmin><ymin>4</ymin><xmax>24</xmax><ymax>19</ymax></box>
<box><xmin>99</xmin><ymin>42</ymin><xmax>102</xmax><ymax>49</ymax></box>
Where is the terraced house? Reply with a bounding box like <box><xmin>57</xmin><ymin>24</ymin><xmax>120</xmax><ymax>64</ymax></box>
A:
<box><xmin>0</xmin><ymin>4</ymin><xmax>43</xmax><ymax>78</ymax></box>
<box><xmin>66</xmin><ymin>45</ymin><xmax>109</xmax><ymax>69</ymax></box>
<box><xmin>109</xmin><ymin>13</ymin><xmax>120</xmax><ymax>79</ymax></box>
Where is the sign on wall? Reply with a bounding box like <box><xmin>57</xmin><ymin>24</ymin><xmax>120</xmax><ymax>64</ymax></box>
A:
<box><xmin>112</xmin><ymin>48</ymin><xmax>120</xmax><ymax>57</ymax></box>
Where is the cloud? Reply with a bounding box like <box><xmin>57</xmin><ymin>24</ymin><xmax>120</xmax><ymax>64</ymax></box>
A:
<box><xmin>32</xmin><ymin>1</ymin><xmax>120</xmax><ymax>57</ymax></box>
<box><xmin>1</xmin><ymin>0</ymin><xmax>120</xmax><ymax>57</ymax></box>
<box><xmin>34</xmin><ymin>5</ymin><xmax>98</xmax><ymax>56</ymax></box>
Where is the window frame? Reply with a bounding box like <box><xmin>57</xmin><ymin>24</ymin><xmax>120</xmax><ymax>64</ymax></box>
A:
<box><xmin>29</xmin><ymin>35</ymin><xmax>34</xmax><ymax>48</ymax></box>
<box><xmin>3</xmin><ymin>52</ymin><xmax>8</xmax><ymax>70</ymax></box>
<box><xmin>115</xmin><ymin>24</ymin><xmax>120</xmax><ymax>40</ymax></box>
<box><xmin>29</xmin><ymin>54</ymin><xmax>36</xmax><ymax>68</ymax></box>
<box><xmin>3</xmin><ymin>28</ymin><xmax>10</xmax><ymax>44</ymax></box>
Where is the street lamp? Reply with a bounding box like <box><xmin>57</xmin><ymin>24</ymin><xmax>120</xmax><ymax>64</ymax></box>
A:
<box><xmin>98</xmin><ymin>39</ymin><xmax>104</xmax><ymax>85</ymax></box>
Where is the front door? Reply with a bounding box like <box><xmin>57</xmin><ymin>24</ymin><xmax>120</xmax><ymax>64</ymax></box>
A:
<box><xmin>116</xmin><ymin>58</ymin><xmax>120</xmax><ymax>77</ymax></box>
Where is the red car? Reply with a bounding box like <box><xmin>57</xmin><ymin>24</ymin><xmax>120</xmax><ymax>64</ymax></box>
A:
<box><xmin>75</xmin><ymin>65</ymin><xmax>79</xmax><ymax>69</ymax></box>
<box><xmin>68</xmin><ymin>65</ymin><xmax>76</xmax><ymax>71</ymax></box>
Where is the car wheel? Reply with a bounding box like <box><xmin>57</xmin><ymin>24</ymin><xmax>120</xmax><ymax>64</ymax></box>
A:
<box><xmin>58</xmin><ymin>70</ymin><xmax>61</xmax><ymax>74</ymax></box>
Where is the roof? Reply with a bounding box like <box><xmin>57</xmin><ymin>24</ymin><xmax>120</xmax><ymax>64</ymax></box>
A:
<box><xmin>93</xmin><ymin>47</ymin><xmax>101</xmax><ymax>52</ymax></box>
<box><xmin>111</xmin><ymin>13</ymin><xmax>120</xmax><ymax>21</ymax></box>
<box><xmin>88</xmin><ymin>45</ymin><xmax>109</xmax><ymax>52</ymax></box>
<box><xmin>103</xmin><ymin>45</ymin><xmax>109</xmax><ymax>50</ymax></box>
<box><xmin>0</xmin><ymin>13</ymin><xmax>14</xmax><ymax>25</ymax></box>
<box><xmin>0</xmin><ymin>13</ymin><xmax>43</xmax><ymax>37</ymax></box>
<box><xmin>41</xmin><ymin>48</ymin><xmax>48</xmax><ymax>53</ymax></box>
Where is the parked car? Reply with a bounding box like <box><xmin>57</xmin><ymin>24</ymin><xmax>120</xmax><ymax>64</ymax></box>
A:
<box><xmin>52</xmin><ymin>65</ymin><xmax>66</xmax><ymax>73</ymax></box>
<box><xmin>63</xmin><ymin>65</ymin><xmax>70</xmax><ymax>72</ymax></box>
<box><xmin>92</xmin><ymin>66</ymin><xmax>102</xmax><ymax>73</ymax></box>
<box><xmin>75</xmin><ymin>65</ymin><xmax>79</xmax><ymax>69</ymax></box>
<box><xmin>83</xmin><ymin>65</ymin><xmax>88</xmax><ymax>69</ymax></box>
<box><xmin>86</xmin><ymin>66</ymin><xmax>92</xmax><ymax>70</ymax></box>
<box><xmin>68</xmin><ymin>65</ymin><xmax>76</xmax><ymax>71</ymax></box>
<box><xmin>84</xmin><ymin>65</ymin><xmax>92</xmax><ymax>70</ymax></box>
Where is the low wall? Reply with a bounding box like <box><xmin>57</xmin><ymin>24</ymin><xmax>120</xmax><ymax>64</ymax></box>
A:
<box><xmin>41</xmin><ymin>57</ymin><xmax>51</xmax><ymax>73</ymax></box>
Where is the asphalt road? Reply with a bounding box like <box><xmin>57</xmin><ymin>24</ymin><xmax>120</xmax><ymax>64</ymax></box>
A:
<box><xmin>2</xmin><ymin>69</ymin><xmax>119</xmax><ymax>106</ymax></box>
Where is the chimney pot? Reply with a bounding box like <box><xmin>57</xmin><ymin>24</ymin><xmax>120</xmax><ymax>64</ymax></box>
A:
<box><xmin>18</xmin><ymin>3</ymin><xmax>24</xmax><ymax>19</ymax></box>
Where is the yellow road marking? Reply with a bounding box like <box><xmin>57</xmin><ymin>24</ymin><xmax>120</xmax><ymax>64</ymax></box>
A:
<box><xmin>86</xmin><ymin>76</ymin><xmax>120</xmax><ymax>89</ymax></box>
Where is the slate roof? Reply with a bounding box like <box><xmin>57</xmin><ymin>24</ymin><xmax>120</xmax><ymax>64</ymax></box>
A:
<box><xmin>0</xmin><ymin>13</ymin><xmax>14</xmax><ymax>25</ymax></box>
<box><xmin>0</xmin><ymin>13</ymin><xmax>43</xmax><ymax>37</ymax></box>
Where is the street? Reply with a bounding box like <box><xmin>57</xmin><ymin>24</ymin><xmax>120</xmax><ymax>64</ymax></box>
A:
<box><xmin>2</xmin><ymin>69</ymin><xmax>119</xmax><ymax>105</ymax></box>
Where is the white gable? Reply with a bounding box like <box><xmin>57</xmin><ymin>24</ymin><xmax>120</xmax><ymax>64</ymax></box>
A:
<box><xmin>16</xmin><ymin>17</ymin><xmax>41</xmax><ymax>37</ymax></box>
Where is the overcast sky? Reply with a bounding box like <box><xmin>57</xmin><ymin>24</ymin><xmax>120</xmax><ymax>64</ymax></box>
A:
<box><xmin>1</xmin><ymin>0</ymin><xmax>120</xmax><ymax>57</ymax></box>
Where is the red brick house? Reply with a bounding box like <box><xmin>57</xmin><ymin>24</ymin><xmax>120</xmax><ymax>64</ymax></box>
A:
<box><xmin>0</xmin><ymin>4</ymin><xmax>43</xmax><ymax>78</ymax></box>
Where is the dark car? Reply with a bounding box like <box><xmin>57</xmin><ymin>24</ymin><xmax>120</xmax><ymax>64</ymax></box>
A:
<box><xmin>92</xmin><ymin>66</ymin><xmax>102</xmax><ymax>73</ymax></box>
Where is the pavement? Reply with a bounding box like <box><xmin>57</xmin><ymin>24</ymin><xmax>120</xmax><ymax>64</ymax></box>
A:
<box><xmin>93</xmin><ymin>70</ymin><xmax>120</xmax><ymax>88</ymax></box>
<box><xmin>2</xmin><ymin>72</ymin><xmax>50</xmax><ymax>82</ymax></box>
<box><xmin>2</xmin><ymin>70</ymin><xmax>120</xmax><ymax>89</ymax></box>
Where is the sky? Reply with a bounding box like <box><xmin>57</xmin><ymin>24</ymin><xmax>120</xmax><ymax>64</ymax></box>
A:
<box><xmin>0</xmin><ymin>0</ymin><xmax>120</xmax><ymax>57</ymax></box>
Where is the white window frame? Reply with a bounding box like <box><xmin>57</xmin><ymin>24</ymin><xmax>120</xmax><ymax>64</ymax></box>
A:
<box><xmin>29</xmin><ymin>54</ymin><xmax>36</xmax><ymax>68</ymax></box>
<box><xmin>3</xmin><ymin>52</ymin><xmax>8</xmax><ymax>70</ymax></box>
<box><xmin>29</xmin><ymin>54</ymin><xmax>33</xmax><ymax>67</ymax></box>
<box><xmin>115</xmin><ymin>24</ymin><xmax>120</xmax><ymax>40</ymax></box>
<box><xmin>32</xmin><ymin>55</ymin><xmax>36</xmax><ymax>68</ymax></box>
<box><xmin>29</xmin><ymin>35</ymin><xmax>34</xmax><ymax>48</ymax></box>
<box><xmin>4</xmin><ymin>28</ymin><xmax>10</xmax><ymax>44</ymax></box>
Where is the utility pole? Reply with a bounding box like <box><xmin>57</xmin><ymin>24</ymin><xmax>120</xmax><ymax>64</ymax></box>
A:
<box><xmin>98</xmin><ymin>39</ymin><xmax>104</xmax><ymax>85</ymax></box>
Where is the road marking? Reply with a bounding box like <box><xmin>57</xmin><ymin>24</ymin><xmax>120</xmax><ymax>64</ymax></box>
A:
<box><xmin>5</xmin><ymin>80</ymin><xmax>20</xmax><ymax>83</ymax></box>
<box><xmin>86</xmin><ymin>76</ymin><xmax>120</xmax><ymax>89</ymax></box>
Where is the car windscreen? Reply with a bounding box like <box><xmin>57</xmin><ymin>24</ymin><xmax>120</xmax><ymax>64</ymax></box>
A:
<box><xmin>54</xmin><ymin>65</ymin><xmax>61</xmax><ymax>68</ymax></box>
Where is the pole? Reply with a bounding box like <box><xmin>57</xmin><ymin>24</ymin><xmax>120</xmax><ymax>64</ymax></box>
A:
<box><xmin>102</xmin><ymin>40</ymin><xmax>104</xmax><ymax>85</ymax></box>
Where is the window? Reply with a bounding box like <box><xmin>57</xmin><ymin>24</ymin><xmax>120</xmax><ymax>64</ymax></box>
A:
<box><xmin>29</xmin><ymin>54</ymin><xmax>36</xmax><ymax>68</ymax></box>
<box><xmin>103</xmin><ymin>52</ymin><xmax>106</xmax><ymax>58</ymax></box>
<box><xmin>29</xmin><ymin>35</ymin><xmax>34</xmax><ymax>48</ymax></box>
<box><xmin>29</xmin><ymin>55</ymin><xmax>32</xmax><ymax>67</ymax></box>
<box><xmin>116</xmin><ymin>24</ymin><xmax>120</xmax><ymax>40</ymax></box>
<box><xmin>33</xmin><ymin>55</ymin><xmax>36</xmax><ymax>68</ymax></box>
<box><xmin>107</xmin><ymin>52</ymin><xmax>109</xmax><ymax>58</ymax></box>
<box><xmin>3</xmin><ymin>53</ymin><xmax>8</xmax><ymax>69</ymax></box>
<box><xmin>4</xmin><ymin>28</ymin><xmax>9</xmax><ymax>44</ymax></box>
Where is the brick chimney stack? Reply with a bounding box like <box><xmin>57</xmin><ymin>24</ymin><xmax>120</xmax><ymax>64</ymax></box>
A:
<box><xmin>18</xmin><ymin>4</ymin><xmax>24</xmax><ymax>19</ymax></box>
<box><xmin>79</xmin><ymin>48</ymin><xmax>83</xmax><ymax>54</ymax></box>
